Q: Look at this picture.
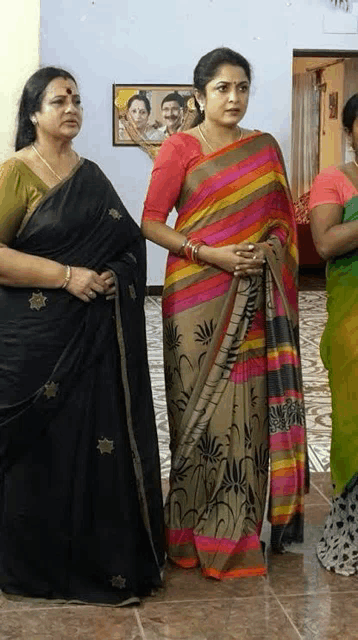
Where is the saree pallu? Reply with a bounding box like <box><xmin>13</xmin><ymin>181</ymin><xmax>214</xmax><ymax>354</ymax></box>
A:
<box><xmin>0</xmin><ymin>160</ymin><xmax>164</xmax><ymax>604</ymax></box>
<box><xmin>320</xmin><ymin>178</ymin><xmax>358</xmax><ymax>496</ymax></box>
<box><xmin>163</xmin><ymin>133</ymin><xmax>308</xmax><ymax>579</ymax></box>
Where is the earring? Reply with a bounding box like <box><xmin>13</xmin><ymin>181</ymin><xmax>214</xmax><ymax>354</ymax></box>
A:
<box><xmin>199</xmin><ymin>104</ymin><xmax>205</xmax><ymax>114</ymax></box>
<box><xmin>30</xmin><ymin>116</ymin><xmax>37</xmax><ymax>125</ymax></box>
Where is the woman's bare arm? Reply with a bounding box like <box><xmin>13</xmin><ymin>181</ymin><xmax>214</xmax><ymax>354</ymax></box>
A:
<box><xmin>0</xmin><ymin>243</ymin><xmax>66</xmax><ymax>287</ymax></box>
<box><xmin>310</xmin><ymin>203</ymin><xmax>358</xmax><ymax>260</ymax></box>
<box><xmin>0</xmin><ymin>244</ymin><xmax>109</xmax><ymax>302</ymax></box>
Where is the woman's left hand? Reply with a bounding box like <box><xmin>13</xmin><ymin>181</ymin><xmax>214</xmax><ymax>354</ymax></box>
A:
<box><xmin>233</xmin><ymin>244</ymin><xmax>266</xmax><ymax>278</ymax></box>
<box><xmin>99</xmin><ymin>270</ymin><xmax>116</xmax><ymax>300</ymax></box>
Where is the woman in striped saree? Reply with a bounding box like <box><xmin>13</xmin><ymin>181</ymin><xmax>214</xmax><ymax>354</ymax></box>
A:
<box><xmin>142</xmin><ymin>48</ymin><xmax>308</xmax><ymax>580</ymax></box>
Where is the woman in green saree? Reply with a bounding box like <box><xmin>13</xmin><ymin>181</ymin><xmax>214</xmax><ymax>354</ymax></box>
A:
<box><xmin>310</xmin><ymin>93</ymin><xmax>358</xmax><ymax>576</ymax></box>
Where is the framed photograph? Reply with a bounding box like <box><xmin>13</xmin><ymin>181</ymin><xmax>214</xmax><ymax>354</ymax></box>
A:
<box><xmin>328</xmin><ymin>91</ymin><xmax>338</xmax><ymax>119</ymax></box>
<box><xmin>112</xmin><ymin>84</ymin><xmax>194</xmax><ymax>147</ymax></box>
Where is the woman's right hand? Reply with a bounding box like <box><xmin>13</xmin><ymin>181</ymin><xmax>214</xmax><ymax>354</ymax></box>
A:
<box><xmin>65</xmin><ymin>266</ymin><xmax>108</xmax><ymax>302</ymax></box>
<box><xmin>202</xmin><ymin>243</ymin><xmax>265</xmax><ymax>277</ymax></box>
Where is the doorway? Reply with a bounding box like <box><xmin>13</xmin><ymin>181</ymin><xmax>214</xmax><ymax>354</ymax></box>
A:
<box><xmin>291</xmin><ymin>50</ymin><xmax>358</xmax><ymax>201</ymax></box>
<box><xmin>291</xmin><ymin>50</ymin><xmax>358</xmax><ymax>267</ymax></box>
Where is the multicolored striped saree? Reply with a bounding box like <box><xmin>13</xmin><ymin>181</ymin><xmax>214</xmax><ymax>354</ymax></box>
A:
<box><xmin>163</xmin><ymin>132</ymin><xmax>308</xmax><ymax>579</ymax></box>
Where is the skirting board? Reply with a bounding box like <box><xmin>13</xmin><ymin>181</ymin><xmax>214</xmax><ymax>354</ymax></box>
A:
<box><xmin>146</xmin><ymin>285</ymin><xmax>163</xmax><ymax>296</ymax></box>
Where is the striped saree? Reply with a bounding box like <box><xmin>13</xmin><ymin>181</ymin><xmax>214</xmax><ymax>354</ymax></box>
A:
<box><xmin>163</xmin><ymin>132</ymin><xmax>308</xmax><ymax>579</ymax></box>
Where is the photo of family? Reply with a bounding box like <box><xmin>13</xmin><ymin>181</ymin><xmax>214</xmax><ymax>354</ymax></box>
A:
<box><xmin>112</xmin><ymin>84</ymin><xmax>193</xmax><ymax>146</ymax></box>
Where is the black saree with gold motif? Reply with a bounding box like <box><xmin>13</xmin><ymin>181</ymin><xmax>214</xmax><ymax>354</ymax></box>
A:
<box><xmin>0</xmin><ymin>159</ymin><xmax>164</xmax><ymax>604</ymax></box>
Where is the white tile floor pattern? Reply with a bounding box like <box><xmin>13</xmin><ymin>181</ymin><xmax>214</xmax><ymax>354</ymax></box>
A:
<box><xmin>144</xmin><ymin>285</ymin><xmax>331</xmax><ymax>478</ymax></box>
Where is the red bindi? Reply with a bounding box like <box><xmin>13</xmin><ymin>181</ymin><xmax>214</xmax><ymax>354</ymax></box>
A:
<box><xmin>66</xmin><ymin>88</ymin><xmax>72</xmax><ymax>95</ymax></box>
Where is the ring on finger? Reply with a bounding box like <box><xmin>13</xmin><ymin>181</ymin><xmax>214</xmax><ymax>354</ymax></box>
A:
<box><xmin>88</xmin><ymin>290</ymin><xmax>96</xmax><ymax>299</ymax></box>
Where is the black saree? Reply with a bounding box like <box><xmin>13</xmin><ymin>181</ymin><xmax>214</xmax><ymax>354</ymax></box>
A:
<box><xmin>0</xmin><ymin>159</ymin><xmax>164</xmax><ymax>604</ymax></box>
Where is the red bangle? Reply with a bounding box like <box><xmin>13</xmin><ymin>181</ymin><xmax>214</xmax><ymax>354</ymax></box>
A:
<box><xmin>184</xmin><ymin>239</ymin><xmax>195</xmax><ymax>261</ymax></box>
<box><xmin>183</xmin><ymin>239</ymin><xmax>207</xmax><ymax>265</ymax></box>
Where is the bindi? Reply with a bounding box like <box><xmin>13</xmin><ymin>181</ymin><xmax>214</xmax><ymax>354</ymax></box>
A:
<box><xmin>66</xmin><ymin>88</ymin><xmax>72</xmax><ymax>95</ymax></box>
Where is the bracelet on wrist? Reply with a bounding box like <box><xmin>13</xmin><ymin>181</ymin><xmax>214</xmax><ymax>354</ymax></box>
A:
<box><xmin>61</xmin><ymin>265</ymin><xmax>71</xmax><ymax>289</ymax></box>
<box><xmin>182</xmin><ymin>238</ymin><xmax>207</xmax><ymax>265</ymax></box>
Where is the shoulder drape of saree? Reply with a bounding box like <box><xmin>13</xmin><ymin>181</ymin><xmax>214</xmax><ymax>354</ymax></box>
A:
<box><xmin>107</xmin><ymin>239</ymin><xmax>165</xmax><ymax>572</ymax></box>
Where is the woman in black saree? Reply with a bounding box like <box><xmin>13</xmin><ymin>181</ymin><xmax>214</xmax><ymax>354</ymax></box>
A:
<box><xmin>0</xmin><ymin>67</ymin><xmax>164</xmax><ymax>605</ymax></box>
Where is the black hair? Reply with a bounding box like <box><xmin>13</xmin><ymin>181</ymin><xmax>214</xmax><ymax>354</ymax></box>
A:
<box><xmin>127</xmin><ymin>94</ymin><xmax>151</xmax><ymax>114</ymax></box>
<box><xmin>342</xmin><ymin>93</ymin><xmax>358</xmax><ymax>134</ymax></box>
<box><xmin>192</xmin><ymin>47</ymin><xmax>252</xmax><ymax>125</ymax></box>
<box><xmin>161</xmin><ymin>92</ymin><xmax>184</xmax><ymax>109</ymax></box>
<box><xmin>15</xmin><ymin>66</ymin><xmax>77</xmax><ymax>151</ymax></box>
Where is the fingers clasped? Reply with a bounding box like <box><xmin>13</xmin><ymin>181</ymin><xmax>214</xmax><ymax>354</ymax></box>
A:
<box><xmin>99</xmin><ymin>270</ymin><xmax>116</xmax><ymax>300</ymax></box>
<box><xmin>233</xmin><ymin>243</ymin><xmax>266</xmax><ymax>278</ymax></box>
<box><xmin>66</xmin><ymin>266</ymin><xmax>117</xmax><ymax>303</ymax></box>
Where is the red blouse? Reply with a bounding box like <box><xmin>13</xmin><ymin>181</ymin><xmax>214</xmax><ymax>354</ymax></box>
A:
<box><xmin>142</xmin><ymin>133</ymin><xmax>205</xmax><ymax>223</ymax></box>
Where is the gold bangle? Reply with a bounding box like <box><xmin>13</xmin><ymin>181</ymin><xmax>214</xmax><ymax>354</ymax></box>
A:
<box><xmin>192</xmin><ymin>241</ymin><xmax>207</xmax><ymax>265</ymax></box>
<box><xmin>61</xmin><ymin>265</ymin><xmax>71</xmax><ymax>289</ymax></box>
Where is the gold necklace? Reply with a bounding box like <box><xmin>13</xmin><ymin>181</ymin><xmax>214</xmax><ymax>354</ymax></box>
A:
<box><xmin>198</xmin><ymin>124</ymin><xmax>243</xmax><ymax>153</ymax></box>
<box><xmin>354</xmin><ymin>158</ymin><xmax>358</xmax><ymax>169</ymax></box>
<box><xmin>32</xmin><ymin>144</ymin><xmax>63</xmax><ymax>182</ymax></box>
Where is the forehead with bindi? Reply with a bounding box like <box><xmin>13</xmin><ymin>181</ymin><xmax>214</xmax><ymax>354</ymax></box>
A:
<box><xmin>209</xmin><ymin>64</ymin><xmax>249</xmax><ymax>86</ymax></box>
<box><xmin>43</xmin><ymin>77</ymin><xmax>79</xmax><ymax>101</ymax></box>
<box><xmin>129</xmin><ymin>100</ymin><xmax>147</xmax><ymax>112</ymax></box>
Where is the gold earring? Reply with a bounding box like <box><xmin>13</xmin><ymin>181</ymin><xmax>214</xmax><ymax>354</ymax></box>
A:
<box><xmin>30</xmin><ymin>116</ymin><xmax>37</xmax><ymax>125</ymax></box>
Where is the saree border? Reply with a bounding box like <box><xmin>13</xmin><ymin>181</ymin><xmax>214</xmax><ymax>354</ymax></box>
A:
<box><xmin>113</xmin><ymin>274</ymin><xmax>163</xmax><ymax>575</ymax></box>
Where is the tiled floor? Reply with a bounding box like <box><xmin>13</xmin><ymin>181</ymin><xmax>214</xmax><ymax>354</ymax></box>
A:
<box><xmin>1</xmin><ymin>273</ymin><xmax>357</xmax><ymax>639</ymax></box>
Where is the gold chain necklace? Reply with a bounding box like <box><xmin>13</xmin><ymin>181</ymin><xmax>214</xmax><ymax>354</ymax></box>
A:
<box><xmin>198</xmin><ymin>124</ymin><xmax>243</xmax><ymax>153</ymax></box>
<box><xmin>32</xmin><ymin>144</ymin><xmax>63</xmax><ymax>182</ymax></box>
<box><xmin>354</xmin><ymin>158</ymin><xmax>358</xmax><ymax>169</ymax></box>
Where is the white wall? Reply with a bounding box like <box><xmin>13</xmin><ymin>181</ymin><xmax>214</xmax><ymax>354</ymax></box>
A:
<box><xmin>40</xmin><ymin>0</ymin><xmax>358</xmax><ymax>284</ymax></box>
<box><xmin>0</xmin><ymin>0</ymin><xmax>40</xmax><ymax>162</ymax></box>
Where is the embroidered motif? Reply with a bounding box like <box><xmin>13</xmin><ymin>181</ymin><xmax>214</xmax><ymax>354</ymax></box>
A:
<box><xmin>108</xmin><ymin>208</ymin><xmax>122</xmax><ymax>221</ymax></box>
<box><xmin>129</xmin><ymin>284</ymin><xmax>137</xmax><ymax>301</ymax></box>
<box><xmin>29</xmin><ymin>292</ymin><xmax>47</xmax><ymax>311</ymax></box>
<box><xmin>111</xmin><ymin>575</ymin><xmax>127</xmax><ymax>589</ymax></box>
<box><xmin>97</xmin><ymin>437</ymin><xmax>115</xmax><ymax>455</ymax></box>
<box><xmin>127</xmin><ymin>252</ymin><xmax>137</xmax><ymax>263</ymax></box>
<box><xmin>44</xmin><ymin>381</ymin><xmax>59</xmax><ymax>399</ymax></box>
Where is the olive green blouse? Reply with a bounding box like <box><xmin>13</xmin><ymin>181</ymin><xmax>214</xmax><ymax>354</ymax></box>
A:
<box><xmin>0</xmin><ymin>158</ymin><xmax>50</xmax><ymax>245</ymax></box>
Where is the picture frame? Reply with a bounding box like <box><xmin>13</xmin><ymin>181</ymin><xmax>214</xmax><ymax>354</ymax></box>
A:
<box><xmin>112</xmin><ymin>84</ymin><xmax>194</xmax><ymax>147</ymax></box>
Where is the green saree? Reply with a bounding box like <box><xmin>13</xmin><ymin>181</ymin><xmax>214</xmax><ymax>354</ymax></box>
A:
<box><xmin>311</xmin><ymin>163</ymin><xmax>358</xmax><ymax>576</ymax></box>
<box><xmin>320</xmin><ymin>166</ymin><xmax>358</xmax><ymax>495</ymax></box>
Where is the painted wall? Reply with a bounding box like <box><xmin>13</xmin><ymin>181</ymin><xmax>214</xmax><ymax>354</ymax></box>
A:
<box><xmin>0</xmin><ymin>0</ymin><xmax>40</xmax><ymax>162</ymax></box>
<box><xmin>319</xmin><ymin>62</ymin><xmax>345</xmax><ymax>169</ymax></box>
<box><xmin>40</xmin><ymin>0</ymin><xmax>358</xmax><ymax>284</ymax></box>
